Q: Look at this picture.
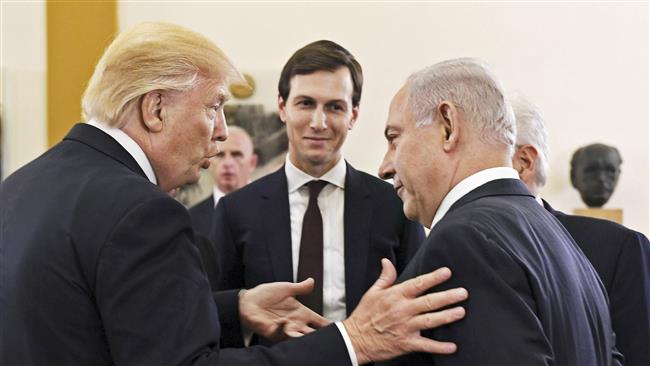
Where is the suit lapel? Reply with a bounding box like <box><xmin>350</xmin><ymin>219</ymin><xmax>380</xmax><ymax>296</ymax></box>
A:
<box><xmin>343</xmin><ymin>163</ymin><xmax>372</xmax><ymax>314</ymax></box>
<box><xmin>260</xmin><ymin>167</ymin><xmax>294</xmax><ymax>282</ymax></box>
<box><xmin>64</xmin><ymin>123</ymin><xmax>148</xmax><ymax>180</ymax></box>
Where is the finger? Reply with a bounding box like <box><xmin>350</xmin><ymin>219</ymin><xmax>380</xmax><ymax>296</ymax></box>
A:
<box><xmin>408</xmin><ymin>306</ymin><xmax>466</xmax><ymax>332</ymax></box>
<box><xmin>406</xmin><ymin>335</ymin><xmax>458</xmax><ymax>355</ymax></box>
<box><xmin>297</xmin><ymin>306</ymin><xmax>330</xmax><ymax>328</ymax></box>
<box><xmin>411</xmin><ymin>287</ymin><xmax>468</xmax><ymax>314</ymax></box>
<box><xmin>368</xmin><ymin>258</ymin><xmax>397</xmax><ymax>291</ymax></box>
<box><xmin>400</xmin><ymin>266</ymin><xmax>452</xmax><ymax>298</ymax></box>
<box><xmin>290</xmin><ymin>278</ymin><xmax>315</xmax><ymax>296</ymax></box>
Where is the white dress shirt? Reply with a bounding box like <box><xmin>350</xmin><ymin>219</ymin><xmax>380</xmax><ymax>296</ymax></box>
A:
<box><xmin>86</xmin><ymin>120</ymin><xmax>157</xmax><ymax>185</ymax></box>
<box><xmin>430</xmin><ymin>167</ymin><xmax>520</xmax><ymax>229</ymax></box>
<box><xmin>213</xmin><ymin>186</ymin><xmax>225</xmax><ymax>207</ymax></box>
<box><xmin>285</xmin><ymin>155</ymin><xmax>347</xmax><ymax>322</ymax></box>
<box><xmin>285</xmin><ymin>156</ymin><xmax>358</xmax><ymax>365</ymax></box>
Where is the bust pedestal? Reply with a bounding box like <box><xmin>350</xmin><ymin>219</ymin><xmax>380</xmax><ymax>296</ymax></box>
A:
<box><xmin>573</xmin><ymin>208</ymin><xmax>623</xmax><ymax>224</ymax></box>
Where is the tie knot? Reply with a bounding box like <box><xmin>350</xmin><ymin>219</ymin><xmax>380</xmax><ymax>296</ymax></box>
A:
<box><xmin>307</xmin><ymin>180</ymin><xmax>328</xmax><ymax>199</ymax></box>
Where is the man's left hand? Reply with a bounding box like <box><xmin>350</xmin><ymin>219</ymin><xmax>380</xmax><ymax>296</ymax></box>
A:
<box><xmin>239</xmin><ymin>278</ymin><xmax>330</xmax><ymax>342</ymax></box>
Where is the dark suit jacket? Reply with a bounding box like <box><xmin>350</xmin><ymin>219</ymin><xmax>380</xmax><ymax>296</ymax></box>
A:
<box><xmin>544</xmin><ymin>200</ymin><xmax>650</xmax><ymax>366</ymax></box>
<box><xmin>189</xmin><ymin>195</ymin><xmax>215</xmax><ymax>238</ymax></box>
<box><xmin>0</xmin><ymin>124</ymin><xmax>351</xmax><ymax>366</ymax></box>
<box><xmin>384</xmin><ymin>179</ymin><xmax>618</xmax><ymax>366</ymax></box>
<box><xmin>212</xmin><ymin>164</ymin><xmax>425</xmax><ymax>317</ymax></box>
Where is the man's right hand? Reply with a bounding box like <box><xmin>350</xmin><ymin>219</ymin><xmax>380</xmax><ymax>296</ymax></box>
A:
<box><xmin>342</xmin><ymin>258</ymin><xmax>467</xmax><ymax>364</ymax></box>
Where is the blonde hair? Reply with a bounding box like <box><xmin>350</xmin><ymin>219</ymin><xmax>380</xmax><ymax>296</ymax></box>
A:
<box><xmin>82</xmin><ymin>22</ymin><xmax>241</xmax><ymax>127</ymax></box>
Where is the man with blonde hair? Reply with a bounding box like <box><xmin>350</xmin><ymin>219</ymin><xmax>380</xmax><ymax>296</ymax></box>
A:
<box><xmin>511</xmin><ymin>93</ymin><xmax>650</xmax><ymax>365</ymax></box>
<box><xmin>0</xmin><ymin>22</ymin><xmax>467</xmax><ymax>366</ymax></box>
<box><xmin>378</xmin><ymin>58</ymin><xmax>619</xmax><ymax>365</ymax></box>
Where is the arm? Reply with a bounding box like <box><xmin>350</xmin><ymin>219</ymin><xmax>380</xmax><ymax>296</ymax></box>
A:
<box><xmin>403</xmin><ymin>225</ymin><xmax>554</xmax><ymax>365</ymax></box>
<box><xmin>211</xmin><ymin>197</ymin><xmax>244</xmax><ymax>290</ymax></box>
<box><xmin>609</xmin><ymin>230</ymin><xmax>650</xmax><ymax>365</ymax></box>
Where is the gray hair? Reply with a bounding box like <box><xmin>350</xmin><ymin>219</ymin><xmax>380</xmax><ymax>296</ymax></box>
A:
<box><xmin>406</xmin><ymin>58</ymin><xmax>516</xmax><ymax>153</ymax></box>
<box><xmin>510</xmin><ymin>92</ymin><xmax>549</xmax><ymax>188</ymax></box>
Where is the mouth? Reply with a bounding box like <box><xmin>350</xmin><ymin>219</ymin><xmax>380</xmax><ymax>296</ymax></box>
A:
<box><xmin>304</xmin><ymin>136</ymin><xmax>331</xmax><ymax>142</ymax></box>
<box><xmin>394</xmin><ymin>184</ymin><xmax>404</xmax><ymax>197</ymax></box>
<box><xmin>200</xmin><ymin>158</ymin><xmax>211</xmax><ymax>169</ymax></box>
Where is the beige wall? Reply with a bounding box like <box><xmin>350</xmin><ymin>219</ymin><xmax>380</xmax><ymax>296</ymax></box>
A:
<box><xmin>119</xmin><ymin>2</ymin><xmax>649</xmax><ymax>235</ymax></box>
<box><xmin>1</xmin><ymin>1</ymin><xmax>47</xmax><ymax>177</ymax></box>
<box><xmin>2</xmin><ymin>2</ymin><xmax>647</xmax><ymax>235</ymax></box>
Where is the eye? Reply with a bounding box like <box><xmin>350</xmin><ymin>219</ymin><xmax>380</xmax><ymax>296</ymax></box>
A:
<box><xmin>327</xmin><ymin>103</ymin><xmax>345</xmax><ymax>112</ymax></box>
<box><xmin>296</xmin><ymin>99</ymin><xmax>314</xmax><ymax>107</ymax></box>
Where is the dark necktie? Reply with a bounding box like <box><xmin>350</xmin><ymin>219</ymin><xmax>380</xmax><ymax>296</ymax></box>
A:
<box><xmin>297</xmin><ymin>180</ymin><xmax>328</xmax><ymax>315</ymax></box>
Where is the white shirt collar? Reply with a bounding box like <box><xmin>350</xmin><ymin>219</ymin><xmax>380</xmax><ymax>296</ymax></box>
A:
<box><xmin>87</xmin><ymin>119</ymin><xmax>157</xmax><ymax>185</ymax></box>
<box><xmin>213</xmin><ymin>186</ymin><xmax>225</xmax><ymax>207</ymax></box>
<box><xmin>430</xmin><ymin>167</ymin><xmax>519</xmax><ymax>228</ymax></box>
<box><xmin>285</xmin><ymin>155</ymin><xmax>347</xmax><ymax>193</ymax></box>
<box><xmin>534</xmin><ymin>195</ymin><xmax>544</xmax><ymax>206</ymax></box>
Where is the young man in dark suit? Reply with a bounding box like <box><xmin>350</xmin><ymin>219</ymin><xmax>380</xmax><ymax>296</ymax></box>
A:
<box><xmin>0</xmin><ymin>22</ymin><xmax>469</xmax><ymax>366</ymax></box>
<box><xmin>510</xmin><ymin>94</ymin><xmax>650</xmax><ymax>365</ymax></box>
<box><xmin>213</xmin><ymin>41</ymin><xmax>425</xmax><ymax>327</ymax></box>
<box><xmin>377</xmin><ymin>59</ymin><xmax>620</xmax><ymax>365</ymax></box>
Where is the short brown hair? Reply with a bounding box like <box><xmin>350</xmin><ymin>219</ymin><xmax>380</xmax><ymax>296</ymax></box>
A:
<box><xmin>278</xmin><ymin>40</ymin><xmax>363</xmax><ymax>107</ymax></box>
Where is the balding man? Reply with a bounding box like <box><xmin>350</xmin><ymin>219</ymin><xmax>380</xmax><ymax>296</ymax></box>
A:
<box><xmin>189</xmin><ymin>125</ymin><xmax>257</xmax><ymax>238</ymax></box>
<box><xmin>511</xmin><ymin>93</ymin><xmax>649</xmax><ymax>365</ymax></box>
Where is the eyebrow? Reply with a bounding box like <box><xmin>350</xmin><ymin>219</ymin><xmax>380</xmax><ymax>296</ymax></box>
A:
<box><xmin>384</xmin><ymin>125</ymin><xmax>399</xmax><ymax>139</ymax></box>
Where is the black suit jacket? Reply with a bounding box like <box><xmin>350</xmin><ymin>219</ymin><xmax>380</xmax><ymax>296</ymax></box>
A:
<box><xmin>544</xmin><ymin>200</ymin><xmax>650</xmax><ymax>365</ymax></box>
<box><xmin>212</xmin><ymin>164</ymin><xmax>425</xmax><ymax>317</ymax></box>
<box><xmin>0</xmin><ymin>124</ymin><xmax>351</xmax><ymax>366</ymax></box>
<box><xmin>384</xmin><ymin>179</ymin><xmax>618</xmax><ymax>366</ymax></box>
<box><xmin>189</xmin><ymin>195</ymin><xmax>216</xmax><ymax>238</ymax></box>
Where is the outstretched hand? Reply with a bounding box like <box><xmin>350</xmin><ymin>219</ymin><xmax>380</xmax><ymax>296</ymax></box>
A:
<box><xmin>343</xmin><ymin>259</ymin><xmax>468</xmax><ymax>364</ymax></box>
<box><xmin>239</xmin><ymin>278</ymin><xmax>331</xmax><ymax>342</ymax></box>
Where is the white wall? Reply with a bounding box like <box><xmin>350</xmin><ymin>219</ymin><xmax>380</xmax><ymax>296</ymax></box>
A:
<box><xmin>1</xmin><ymin>3</ymin><xmax>645</xmax><ymax>235</ymax></box>
<box><xmin>1</xmin><ymin>1</ymin><xmax>47</xmax><ymax>178</ymax></box>
<box><xmin>120</xmin><ymin>2</ymin><xmax>649</xmax><ymax>235</ymax></box>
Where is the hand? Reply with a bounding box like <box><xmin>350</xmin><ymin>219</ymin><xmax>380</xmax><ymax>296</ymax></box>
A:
<box><xmin>342</xmin><ymin>259</ymin><xmax>467</xmax><ymax>364</ymax></box>
<box><xmin>239</xmin><ymin>278</ymin><xmax>331</xmax><ymax>342</ymax></box>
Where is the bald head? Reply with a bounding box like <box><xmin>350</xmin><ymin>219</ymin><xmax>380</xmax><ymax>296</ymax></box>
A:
<box><xmin>211</xmin><ymin>126</ymin><xmax>257</xmax><ymax>193</ymax></box>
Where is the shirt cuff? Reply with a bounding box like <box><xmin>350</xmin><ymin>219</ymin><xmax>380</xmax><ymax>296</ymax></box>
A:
<box><xmin>335</xmin><ymin>321</ymin><xmax>359</xmax><ymax>366</ymax></box>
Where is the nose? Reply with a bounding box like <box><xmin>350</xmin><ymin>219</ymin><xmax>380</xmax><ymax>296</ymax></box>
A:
<box><xmin>378</xmin><ymin>151</ymin><xmax>395</xmax><ymax>180</ymax></box>
<box><xmin>207</xmin><ymin>111</ymin><xmax>228</xmax><ymax>158</ymax></box>
<box><xmin>309</xmin><ymin>108</ymin><xmax>327</xmax><ymax>130</ymax></box>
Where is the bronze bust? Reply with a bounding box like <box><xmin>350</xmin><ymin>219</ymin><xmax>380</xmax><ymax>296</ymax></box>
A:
<box><xmin>570</xmin><ymin>143</ymin><xmax>622</xmax><ymax>208</ymax></box>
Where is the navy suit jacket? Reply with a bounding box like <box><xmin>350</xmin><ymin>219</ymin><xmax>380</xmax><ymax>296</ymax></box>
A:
<box><xmin>189</xmin><ymin>195</ymin><xmax>216</xmax><ymax>238</ymax></box>
<box><xmin>212</xmin><ymin>164</ymin><xmax>425</xmax><ymax>317</ymax></box>
<box><xmin>0</xmin><ymin>124</ymin><xmax>351</xmax><ymax>366</ymax></box>
<box><xmin>384</xmin><ymin>179</ymin><xmax>619</xmax><ymax>366</ymax></box>
<box><xmin>544</xmin><ymin>200</ymin><xmax>650</xmax><ymax>365</ymax></box>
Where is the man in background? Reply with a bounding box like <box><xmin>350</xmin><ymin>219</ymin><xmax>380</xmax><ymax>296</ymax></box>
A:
<box><xmin>511</xmin><ymin>93</ymin><xmax>650</xmax><ymax>365</ymax></box>
<box><xmin>378</xmin><ymin>58</ymin><xmax>618</xmax><ymax>365</ymax></box>
<box><xmin>189</xmin><ymin>125</ymin><xmax>257</xmax><ymax>237</ymax></box>
<box><xmin>212</xmin><ymin>40</ymin><xmax>425</xmax><ymax>335</ymax></box>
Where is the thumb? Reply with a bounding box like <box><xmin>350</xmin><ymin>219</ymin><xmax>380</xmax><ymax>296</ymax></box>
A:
<box><xmin>370</xmin><ymin>258</ymin><xmax>397</xmax><ymax>291</ymax></box>
<box><xmin>288</xmin><ymin>277</ymin><xmax>315</xmax><ymax>296</ymax></box>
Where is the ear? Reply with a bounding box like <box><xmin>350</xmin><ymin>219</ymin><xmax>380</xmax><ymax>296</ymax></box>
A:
<box><xmin>437</xmin><ymin>101</ymin><xmax>460</xmax><ymax>152</ymax></box>
<box><xmin>141</xmin><ymin>91</ymin><xmax>164</xmax><ymax>132</ymax></box>
<box><xmin>348</xmin><ymin>106</ymin><xmax>359</xmax><ymax>130</ymax></box>
<box><xmin>513</xmin><ymin>144</ymin><xmax>538</xmax><ymax>183</ymax></box>
<box><xmin>278</xmin><ymin>95</ymin><xmax>287</xmax><ymax>123</ymax></box>
<box><xmin>249</xmin><ymin>153</ymin><xmax>259</xmax><ymax>171</ymax></box>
